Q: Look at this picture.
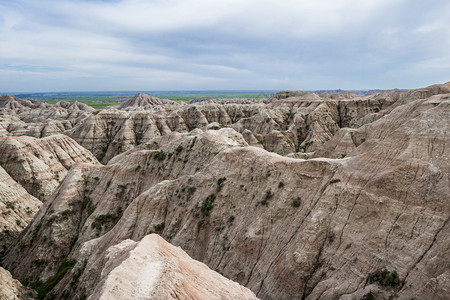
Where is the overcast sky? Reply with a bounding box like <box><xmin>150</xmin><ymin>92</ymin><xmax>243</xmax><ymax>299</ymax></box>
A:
<box><xmin>0</xmin><ymin>0</ymin><xmax>449</xmax><ymax>92</ymax></box>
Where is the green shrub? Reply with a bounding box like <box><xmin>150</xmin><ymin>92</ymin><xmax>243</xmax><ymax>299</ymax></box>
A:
<box><xmin>201</xmin><ymin>194</ymin><xmax>216</xmax><ymax>215</ymax></box>
<box><xmin>362</xmin><ymin>291</ymin><xmax>375</xmax><ymax>300</ymax></box>
<box><xmin>153</xmin><ymin>222</ymin><xmax>165</xmax><ymax>233</ymax></box>
<box><xmin>278</xmin><ymin>181</ymin><xmax>284</xmax><ymax>188</ymax></box>
<box><xmin>153</xmin><ymin>150</ymin><xmax>167</xmax><ymax>161</ymax></box>
<box><xmin>175</xmin><ymin>145</ymin><xmax>184</xmax><ymax>153</ymax></box>
<box><xmin>261</xmin><ymin>189</ymin><xmax>273</xmax><ymax>206</ymax></box>
<box><xmin>60</xmin><ymin>210</ymin><xmax>71</xmax><ymax>218</ymax></box>
<box><xmin>338</xmin><ymin>153</ymin><xmax>347</xmax><ymax>159</ymax></box>
<box><xmin>217</xmin><ymin>177</ymin><xmax>227</xmax><ymax>192</ymax></box>
<box><xmin>189</xmin><ymin>136</ymin><xmax>197</xmax><ymax>150</ymax></box>
<box><xmin>46</xmin><ymin>215</ymin><xmax>57</xmax><ymax>225</ymax></box>
<box><xmin>367</xmin><ymin>269</ymin><xmax>401</xmax><ymax>286</ymax></box>
<box><xmin>91</xmin><ymin>214</ymin><xmax>116</xmax><ymax>230</ymax></box>
<box><xmin>292</xmin><ymin>197</ymin><xmax>301</xmax><ymax>207</ymax></box>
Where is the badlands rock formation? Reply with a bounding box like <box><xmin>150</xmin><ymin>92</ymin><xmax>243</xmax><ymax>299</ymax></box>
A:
<box><xmin>0</xmin><ymin>82</ymin><xmax>449</xmax><ymax>299</ymax></box>
<box><xmin>90</xmin><ymin>234</ymin><xmax>257</xmax><ymax>299</ymax></box>
<box><xmin>0</xmin><ymin>134</ymin><xmax>99</xmax><ymax>201</ymax></box>
<box><xmin>0</xmin><ymin>165</ymin><xmax>41</xmax><ymax>232</ymax></box>
<box><xmin>0</xmin><ymin>267</ymin><xmax>24</xmax><ymax>300</ymax></box>
<box><xmin>118</xmin><ymin>92</ymin><xmax>183</xmax><ymax>110</ymax></box>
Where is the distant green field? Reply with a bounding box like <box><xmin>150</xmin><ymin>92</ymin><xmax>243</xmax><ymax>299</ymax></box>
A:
<box><xmin>41</xmin><ymin>99</ymin><xmax>120</xmax><ymax>109</ymax></box>
<box><xmin>36</xmin><ymin>92</ymin><xmax>269</xmax><ymax>109</ymax></box>
<box><xmin>86</xmin><ymin>102</ymin><xmax>120</xmax><ymax>109</ymax></box>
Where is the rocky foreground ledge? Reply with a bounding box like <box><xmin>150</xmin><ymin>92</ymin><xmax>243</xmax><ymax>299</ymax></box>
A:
<box><xmin>91</xmin><ymin>234</ymin><xmax>257</xmax><ymax>299</ymax></box>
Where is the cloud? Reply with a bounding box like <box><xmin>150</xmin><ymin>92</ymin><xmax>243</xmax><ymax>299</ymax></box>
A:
<box><xmin>0</xmin><ymin>0</ymin><xmax>449</xmax><ymax>92</ymax></box>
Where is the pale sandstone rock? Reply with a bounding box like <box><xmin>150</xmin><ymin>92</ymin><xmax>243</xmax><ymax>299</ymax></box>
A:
<box><xmin>89</xmin><ymin>234</ymin><xmax>258</xmax><ymax>300</ymax></box>
<box><xmin>0</xmin><ymin>267</ymin><xmax>23</xmax><ymax>300</ymax></box>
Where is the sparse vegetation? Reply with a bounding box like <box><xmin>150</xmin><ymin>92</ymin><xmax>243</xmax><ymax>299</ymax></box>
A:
<box><xmin>188</xmin><ymin>136</ymin><xmax>197</xmax><ymax>150</ymax></box>
<box><xmin>30</xmin><ymin>222</ymin><xmax>42</xmax><ymax>244</ymax></box>
<box><xmin>60</xmin><ymin>209</ymin><xmax>72</xmax><ymax>219</ymax></box>
<box><xmin>261</xmin><ymin>189</ymin><xmax>273</xmax><ymax>205</ymax></box>
<box><xmin>367</xmin><ymin>268</ymin><xmax>401</xmax><ymax>287</ymax></box>
<box><xmin>91</xmin><ymin>208</ymin><xmax>123</xmax><ymax>231</ymax></box>
<box><xmin>153</xmin><ymin>150</ymin><xmax>167</xmax><ymax>161</ymax></box>
<box><xmin>153</xmin><ymin>222</ymin><xmax>165</xmax><ymax>233</ymax></box>
<box><xmin>338</xmin><ymin>153</ymin><xmax>347</xmax><ymax>159</ymax></box>
<box><xmin>201</xmin><ymin>194</ymin><xmax>216</xmax><ymax>215</ymax></box>
<box><xmin>176</xmin><ymin>145</ymin><xmax>184</xmax><ymax>153</ymax></box>
<box><xmin>82</xmin><ymin>196</ymin><xmax>96</xmax><ymax>216</ymax></box>
<box><xmin>46</xmin><ymin>215</ymin><xmax>57</xmax><ymax>225</ymax></box>
<box><xmin>29</xmin><ymin>259</ymin><xmax>77</xmax><ymax>299</ymax></box>
<box><xmin>217</xmin><ymin>177</ymin><xmax>227</xmax><ymax>192</ymax></box>
<box><xmin>362</xmin><ymin>291</ymin><xmax>375</xmax><ymax>300</ymax></box>
<box><xmin>292</xmin><ymin>197</ymin><xmax>301</xmax><ymax>207</ymax></box>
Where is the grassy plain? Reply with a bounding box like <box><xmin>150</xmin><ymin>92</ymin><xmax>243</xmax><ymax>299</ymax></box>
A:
<box><xmin>37</xmin><ymin>92</ymin><xmax>270</xmax><ymax>109</ymax></box>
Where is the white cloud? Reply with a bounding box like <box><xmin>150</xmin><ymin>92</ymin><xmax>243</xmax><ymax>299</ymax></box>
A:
<box><xmin>0</xmin><ymin>0</ymin><xmax>449</xmax><ymax>91</ymax></box>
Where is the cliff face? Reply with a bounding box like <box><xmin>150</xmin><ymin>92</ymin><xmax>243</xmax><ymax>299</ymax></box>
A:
<box><xmin>0</xmin><ymin>84</ymin><xmax>449</xmax><ymax>299</ymax></box>
<box><xmin>0</xmin><ymin>165</ymin><xmax>41</xmax><ymax>237</ymax></box>
<box><xmin>0</xmin><ymin>134</ymin><xmax>99</xmax><ymax>201</ymax></box>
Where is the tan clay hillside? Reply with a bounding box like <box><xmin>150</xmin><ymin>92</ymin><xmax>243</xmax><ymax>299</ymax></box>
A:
<box><xmin>0</xmin><ymin>82</ymin><xmax>449</xmax><ymax>300</ymax></box>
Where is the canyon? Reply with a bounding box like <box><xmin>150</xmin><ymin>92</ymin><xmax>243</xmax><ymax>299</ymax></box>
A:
<box><xmin>0</xmin><ymin>82</ymin><xmax>449</xmax><ymax>299</ymax></box>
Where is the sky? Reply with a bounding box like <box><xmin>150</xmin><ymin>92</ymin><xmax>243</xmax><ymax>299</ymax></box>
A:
<box><xmin>0</xmin><ymin>0</ymin><xmax>449</xmax><ymax>92</ymax></box>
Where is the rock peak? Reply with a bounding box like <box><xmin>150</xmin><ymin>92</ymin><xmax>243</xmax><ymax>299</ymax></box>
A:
<box><xmin>118</xmin><ymin>93</ymin><xmax>181</xmax><ymax>109</ymax></box>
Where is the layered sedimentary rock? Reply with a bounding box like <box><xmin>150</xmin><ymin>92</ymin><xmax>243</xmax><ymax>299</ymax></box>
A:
<box><xmin>0</xmin><ymin>165</ymin><xmax>41</xmax><ymax>233</ymax></box>
<box><xmin>0</xmin><ymin>134</ymin><xmax>99</xmax><ymax>201</ymax></box>
<box><xmin>0</xmin><ymin>95</ymin><xmax>49</xmax><ymax>110</ymax></box>
<box><xmin>0</xmin><ymin>95</ymin><xmax>93</xmax><ymax>139</ymax></box>
<box><xmin>118</xmin><ymin>92</ymin><xmax>183</xmax><ymax>110</ymax></box>
<box><xmin>68</xmin><ymin>94</ymin><xmax>394</xmax><ymax>163</ymax></box>
<box><xmin>0</xmin><ymin>83</ymin><xmax>449</xmax><ymax>300</ymax></box>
